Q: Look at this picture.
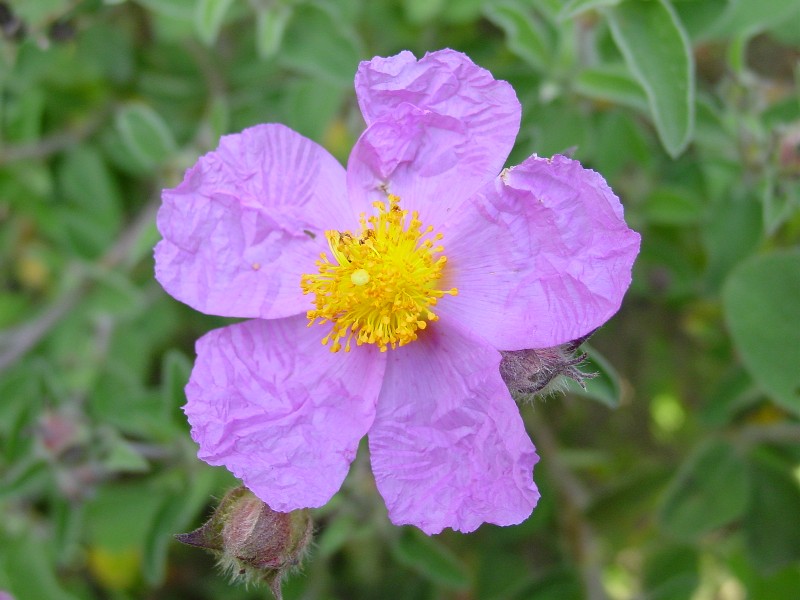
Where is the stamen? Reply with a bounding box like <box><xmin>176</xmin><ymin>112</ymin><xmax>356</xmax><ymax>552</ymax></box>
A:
<box><xmin>300</xmin><ymin>195</ymin><xmax>457</xmax><ymax>352</ymax></box>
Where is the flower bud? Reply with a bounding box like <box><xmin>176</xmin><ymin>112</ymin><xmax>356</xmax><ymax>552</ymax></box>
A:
<box><xmin>176</xmin><ymin>486</ymin><xmax>312</xmax><ymax>599</ymax></box>
<box><xmin>499</xmin><ymin>331</ymin><xmax>596</xmax><ymax>398</ymax></box>
<box><xmin>778</xmin><ymin>123</ymin><xmax>800</xmax><ymax>177</ymax></box>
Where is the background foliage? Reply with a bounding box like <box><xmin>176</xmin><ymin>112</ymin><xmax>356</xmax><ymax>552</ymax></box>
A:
<box><xmin>1</xmin><ymin>0</ymin><xmax>799</xmax><ymax>598</ymax></box>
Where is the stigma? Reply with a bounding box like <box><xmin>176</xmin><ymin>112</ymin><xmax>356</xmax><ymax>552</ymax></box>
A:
<box><xmin>300</xmin><ymin>195</ymin><xmax>457</xmax><ymax>352</ymax></box>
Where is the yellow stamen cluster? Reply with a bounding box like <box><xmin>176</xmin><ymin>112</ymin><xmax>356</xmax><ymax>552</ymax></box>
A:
<box><xmin>301</xmin><ymin>195</ymin><xmax>457</xmax><ymax>352</ymax></box>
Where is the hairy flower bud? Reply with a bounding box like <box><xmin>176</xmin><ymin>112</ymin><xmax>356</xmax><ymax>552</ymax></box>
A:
<box><xmin>499</xmin><ymin>331</ymin><xmax>596</xmax><ymax>398</ymax></box>
<box><xmin>778</xmin><ymin>123</ymin><xmax>800</xmax><ymax>177</ymax></box>
<box><xmin>175</xmin><ymin>486</ymin><xmax>312</xmax><ymax>599</ymax></box>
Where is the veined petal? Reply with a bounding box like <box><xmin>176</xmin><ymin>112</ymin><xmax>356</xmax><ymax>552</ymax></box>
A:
<box><xmin>438</xmin><ymin>154</ymin><xmax>641</xmax><ymax>349</ymax></box>
<box><xmin>355</xmin><ymin>49</ymin><xmax>520</xmax><ymax>166</ymax></box>
<box><xmin>185</xmin><ymin>316</ymin><xmax>386</xmax><ymax>512</ymax></box>
<box><xmin>347</xmin><ymin>104</ymin><xmax>498</xmax><ymax>228</ymax></box>
<box><xmin>369</xmin><ymin>321</ymin><xmax>539</xmax><ymax>535</ymax></box>
<box><xmin>155</xmin><ymin>124</ymin><xmax>352</xmax><ymax>319</ymax></box>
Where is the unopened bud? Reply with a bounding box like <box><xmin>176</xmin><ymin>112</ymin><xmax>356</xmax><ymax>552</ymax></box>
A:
<box><xmin>499</xmin><ymin>331</ymin><xmax>596</xmax><ymax>398</ymax></box>
<box><xmin>176</xmin><ymin>486</ymin><xmax>313</xmax><ymax>599</ymax></box>
<box><xmin>37</xmin><ymin>409</ymin><xmax>86</xmax><ymax>457</ymax></box>
<box><xmin>778</xmin><ymin>123</ymin><xmax>800</xmax><ymax>177</ymax></box>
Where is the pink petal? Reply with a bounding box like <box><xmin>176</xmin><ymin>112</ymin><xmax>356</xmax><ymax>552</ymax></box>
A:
<box><xmin>347</xmin><ymin>104</ymin><xmax>499</xmax><ymax>228</ymax></box>
<box><xmin>355</xmin><ymin>49</ymin><xmax>520</xmax><ymax>160</ymax></box>
<box><xmin>155</xmin><ymin>124</ymin><xmax>353</xmax><ymax>319</ymax></box>
<box><xmin>369</xmin><ymin>321</ymin><xmax>539</xmax><ymax>534</ymax></box>
<box><xmin>184</xmin><ymin>316</ymin><xmax>386</xmax><ymax>511</ymax></box>
<box><xmin>438</xmin><ymin>154</ymin><xmax>641</xmax><ymax>349</ymax></box>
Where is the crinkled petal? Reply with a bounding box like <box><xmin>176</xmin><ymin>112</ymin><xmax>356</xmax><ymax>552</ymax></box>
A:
<box><xmin>155</xmin><ymin>124</ymin><xmax>353</xmax><ymax>319</ymax></box>
<box><xmin>355</xmin><ymin>49</ymin><xmax>520</xmax><ymax>167</ymax></box>
<box><xmin>185</xmin><ymin>316</ymin><xmax>386</xmax><ymax>511</ymax></box>
<box><xmin>438</xmin><ymin>154</ymin><xmax>641</xmax><ymax>349</ymax></box>
<box><xmin>347</xmin><ymin>104</ymin><xmax>502</xmax><ymax>228</ymax></box>
<box><xmin>369</xmin><ymin>320</ymin><xmax>539</xmax><ymax>535</ymax></box>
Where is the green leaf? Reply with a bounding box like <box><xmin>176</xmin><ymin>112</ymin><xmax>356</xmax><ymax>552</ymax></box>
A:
<box><xmin>82</xmin><ymin>265</ymin><xmax>147</xmax><ymax>319</ymax></box>
<box><xmin>282</xmin><ymin>78</ymin><xmax>345</xmax><ymax>141</ymax></box>
<box><xmin>659</xmin><ymin>439</ymin><xmax>749</xmax><ymax>539</ymax></box>
<box><xmin>0</xmin><ymin>458</ymin><xmax>49</xmax><ymax>501</ymax></box>
<box><xmin>671</xmin><ymin>0</ymin><xmax>729</xmax><ymax>40</ymax></box>
<box><xmin>114</xmin><ymin>103</ymin><xmax>177</xmax><ymax>169</ymax></box>
<box><xmin>441</xmin><ymin>0</ymin><xmax>486</xmax><ymax>23</ymax></box>
<box><xmin>58</xmin><ymin>146</ymin><xmax>122</xmax><ymax>226</ymax></box>
<box><xmin>98</xmin><ymin>128</ymin><xmax>153</xmax><ymax>177</ymax></box>
<box><xmin>94</xmin><ymin>387</ymin><xmax>180</xmax><ymax>442</ymax></box>
<box><xmin>573</xmin><ymin>65</ymin><xmax>649</xmax><ymax>112</ymax></box>
<box><xmin>391</xmin><ymin>528</ymin><xmax>470</xmax><ymax>589</ymax></box>
<box><xmin>194</xmin><ymin>0</ymin><xmax>234</xmax><ymax>45</ymax></box>
<box><xmin>161</xmin><ymin>349</ymin><xmax>192</xmax><ymax>410</ymax></box>
<box><xmin>605</xmin><ymin>0</ymin><xmax>695</xmax><ymax>157</ymax></box>
<box><xmin>730</xmin><ymin>551</ymin><xmax>800</xmax><ymax>600</ymax></box>
<box><xmin>703</xmin><ymin>195</ymin><xmax>763</xmax><ymax>292</ymax></box>
<box><xmin>204</xmin><ymin>95</ymin><xmax>230</xmax><ymax>143</ymax></box>
<box><xmin>315</xmin><ymin>514</ymin><xmax>358</xmax><ymax>559</ymax></box>
<box><xmin>0</xmin><ymin>293</ymin><xmax>29</xmax><ymax>328</ymax></box>
<box><xmin>55</xmin><ymin>209</ymin><xmax>113</xmax><ymax>259</ymax></box>
<box><xmin>643</xmin><ymin>544</ymin><xmax>699</xmax><ymax>600</ymax></box>
<box><xmin>403</xmin><ymin>0</ymin><xmax>446</xmax><ymax>23</ymax></box>
<box><xmin>761</xmin><ymin>172</ymin><xmax>800</xmax><ymax>236</ymax></box>
<box><xmin>705</xmin><ymin>0</ymin><xmax>800</xmax><ymax>39</ymax></box>
<box><xmin>559</xmin><ymin>0</ymin><xmax>621</xmax><ymax>21</ymax></box>
<box><xmin>565</xmin><ymin>343</ymin><xmax>622</xmax><ymax>408</ymax></box>
<box><xmin>641</xmin><ymin>187</ymin><xmax>704</xmax><ymax>226</ymax></box>
<box><xmin>124</xmin><ymin>219</ymin><xmax>161</xmax><ymax>270</ymax></box>
<box><xmin>0</xmin><ymin>365</ymin><xmax>44</xmax><ymax>439</ymax></box>
<box><xmin>135</xmin><ymin>0</ymin><xmax>195</xmax><ymax>20</ymax></box>
<box><xmin>483</xmin><ymin>1</ymin><xmax>553</xmax><ymax>72</ymax></box>
<box><xmin>77</xmin><ymin>18</ymin><xmax>135</xmax><ymax>84</ymax></box>
<box><xmin>587</xmin><ymin>467</ymin><xmax>673</xmax><ymax>532</ymax></box>
<box><xmin>770</xmin><ymin>9</ymin><xmax>800</xmax><ymax>44</ymax></box>
<box><xmin>513</xmin><ymin>568</ymin><xmax>583</xmax><ymax>600</ymax></box>
<box><xmin>590</xmin><ymin>110</ymin><xmax>653</xmax><ymax>178</ymax></box>
<box><xmin>102</xmin><ymin>434</ymin><xmax>150</xmax><ymax>474</ymax></box>
<box><xmin>699</xmin><ymin>367</ymin><xmax>759</xmax><ymax>427</ymax></box>
<box><xmin>2</xmin><ymin>87</ymin><xmax>45</xmax><ymax>143</ymax></box>
<box><xmin>255</xmin><ymin>3</ymin><xmax>292</xmax><ymax>59</ymax></box>
<box><xmin>86</xmin><ymin>482</ymin><xmax>166</xmax><ymax>552</ymax></box>
<box><xmin>10</xmin><ymin>0</ymin><xmax>70</xmax><ymax>27</ymax></box>
<box><xmin>52</xmin><ymin>498</ymin><xmax>86</xmax><ymax>564</ymax></box>
<box><xmin>142</xmin><ymin>468</ymin><xmax>220</xmax><ymax>585</ymax></box>
<box><xmin>0</xmin><ymin>530</ymin><xmax>80</xmax><ymax>600</ymax></box>
<box><xmin>744</xmin><ymin>450</ymin><xmax>800</xmax><ymax>572</ymax></box>
<box><xmin>521</xmin><ymin>100</ymin><xmax>591</xmax><ymax>158</ymax></box>
<box><xmin>722</xmin><ymin>251</ymin><xmax>800</xmax><ymax>414</ymax></box>
<box><xmin>279</xmin><ymin>3</ymin><xmax>363</xmax><ymax>87</ymax></box>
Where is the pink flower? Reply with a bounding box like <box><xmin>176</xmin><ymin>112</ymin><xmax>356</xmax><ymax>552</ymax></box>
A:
<box><xmin>154</xmin><ymin>49</ymin><xmax>640</xmax><ymax>535</ymax></box>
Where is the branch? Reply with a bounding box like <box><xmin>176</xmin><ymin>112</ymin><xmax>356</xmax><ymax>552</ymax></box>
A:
<box><xmin>0</xmin><ymin>199</ymin><xmax>160</xmax><ymax>374</ymax></box>
<box><xmin>0</xmin><ymin>107</ymin><xmax>110</xmax><ymax>164</ymax></box>
<box><xmin>736</xmin><ymin>422</ymin><xmax>800</xmax><ymax>446</ymax></box>
<box><xmin>527</xmin><ymin>413</ymin><xmax>609</xmax><ymax>600</ymax></box>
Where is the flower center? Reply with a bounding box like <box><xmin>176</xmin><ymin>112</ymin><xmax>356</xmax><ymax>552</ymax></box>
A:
<box><xmin>301</xmin><ymin>195</ymin><xmax>457</xmax><ymax>353</ymax></box>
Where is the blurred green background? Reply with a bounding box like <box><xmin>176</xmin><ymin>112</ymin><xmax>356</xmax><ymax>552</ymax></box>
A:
<box><xmin>1</xmin><ymin>0</ymin><xmax>799</xmax><ymax>598</ymax></box>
